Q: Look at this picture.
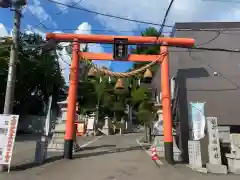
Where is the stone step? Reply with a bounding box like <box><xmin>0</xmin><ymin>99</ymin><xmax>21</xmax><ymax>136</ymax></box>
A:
<box><xmin>226</xmin><ymin>153</ymin><xmax>240</xmax><ymax>174</ymax></box>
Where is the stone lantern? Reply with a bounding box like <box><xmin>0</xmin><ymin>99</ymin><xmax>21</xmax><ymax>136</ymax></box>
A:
<box><xmin>47</xmin><ymin>97</ymin><xmax>80</xmax><ymax>152</ymax></box>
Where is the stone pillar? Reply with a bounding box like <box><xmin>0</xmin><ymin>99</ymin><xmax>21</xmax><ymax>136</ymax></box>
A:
<box><xmin>101</xmin><ymin>116</ymin><xmax>113</xmax><ymax>135</ymax></box>
<box><xmin>157</xmin><ymin>109</ymin><xmax>163</xmax><ymax>122</ymax></box>
<box><xmin>86</xmin><ymin>113</ymin><xmax>95</xmax><ymax>136</ymax></box>
<box><xmin>47</xmin><ymin>100</ymin><xmax>80</xmax><ymax>152</ymax></box>
<box><xmin>126</xmin><ymin>105</ymin><xmax>133</xmax><ymax>133</ymax></box>
<box><xmin>120</xmin><ymin>118</ymin><xmax>125</xmax><ymax>135</ymax></box>
<box><xmin>188</xmin><ymin>140</ymin><xmax>203</xmax><ymax>168</ymax></box>
<box><xmin>226</xmin><ymin>134</ymin><xmax>240</xmax><ymax>174</ymax></box>
<box><xmin>206</xmin><ymin>117</ymin><xmax>227</xmax><ymax>174</ymax></box>
<box><xmin>153</xmin><ymin>109</ymin><xmax>181</xmax><ymax>162</ymax></box>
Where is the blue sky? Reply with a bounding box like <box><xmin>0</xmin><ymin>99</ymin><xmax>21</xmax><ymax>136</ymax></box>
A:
<box><xmin>1</xmin><ymin>0</ymin><xmax>240</xmax><ymax>83</ymax></box>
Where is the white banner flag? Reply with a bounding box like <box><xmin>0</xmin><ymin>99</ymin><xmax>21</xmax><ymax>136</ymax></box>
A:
<box><xmin>189</xmin><ymin>102</ymin><xmax>206</xmax><ymax>140</ymax></box>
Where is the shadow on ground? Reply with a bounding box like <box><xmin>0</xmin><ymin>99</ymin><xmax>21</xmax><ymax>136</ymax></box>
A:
<box><xmin>80</xmin><ymin>144</ymin><xmax>116</xmax><ymax>151</ymax></box>
<box><xmin>7</xmin><ymin>144</ymin><xmax>149</xmax><ymax>172</ymax></box>
<box><xmin>15</xmin><ymin>134</ymin><xmax>41</xmax><ymax>142</ymax></box>
<box><xmin>9</xmin><ymin>155</ymin><xmax>63</xmax><ymax>172</ymax></box>
<box><xmin>73</xmin><ymin>144</ymin><xmax>149</xmax><ymax>159</ymax></box>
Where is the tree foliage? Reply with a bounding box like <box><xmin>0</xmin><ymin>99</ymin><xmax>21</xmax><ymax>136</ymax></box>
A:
<box><xmin>130</xmin><ymin>27</ymin><xmax>160</xmax><ymax>127</ymax></box>
<box><xmin>131</xmin><ymin>27</ymin><xmax>162</xmax><ymax>76</ymax></box>
<box><xmin>0</xmin><ymin>33</ymin><xmax>64</xmax><ymax>115</ymax></box>
<box><xmin>78</xmin><ymin>73</ymin><xmax>128</xmax><ymax>121</ymax></box>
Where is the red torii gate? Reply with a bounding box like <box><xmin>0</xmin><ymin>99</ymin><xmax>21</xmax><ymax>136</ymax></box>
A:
<box><xmin>46</xmin><ymin>33</ymin><xmax>195</xmax><ymax>164</ymax></box>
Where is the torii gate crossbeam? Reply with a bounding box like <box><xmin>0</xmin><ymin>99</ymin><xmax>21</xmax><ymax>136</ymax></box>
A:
<box><xmin>46</xmin><ymin>33</ymin><xmax>195</xmax><ymax>164</ymax></box>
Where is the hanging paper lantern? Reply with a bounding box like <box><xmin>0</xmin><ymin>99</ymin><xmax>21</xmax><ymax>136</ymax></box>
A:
<box><xmin>115</xmin><ymin>78</ymin><xmax>124</xmax><ymax>89</ymax></box>
<box><xmin>87</xmin><ymin>67</ymin><xmax>96</xmax><ymax>78</ymax></box>
<box><xmin>143</xmin><ymin>69</ymin><xmax>153</xmax><ymax>83</ymax></box>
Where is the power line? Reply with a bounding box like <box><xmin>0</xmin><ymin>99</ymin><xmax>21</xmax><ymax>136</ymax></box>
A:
<box><xmin>24</xmin><ymin>11</ymin><xmax>171</xmax><ymax>33</ymax></box>
<box><xmin>159</xmin><ymin>0</ymin><xmax>175</xmax><ymax>35</ymax></box>
<box><xmin>24</xmin><ymin>5</ymin><xmax>172</xmax><ymax>34</ymax></box>
<box><xmin>188</xmin><ymin>50</ymin><xmax>240</xmax><ymax>90</ymax></box>
<box><xmin>176</xmin><ymin>28</ymin><xmax>240</xmax><ymax>32</ymax></box>
<box><xmin>29</xmin><ymin>27</ymin><xmax>170</xmax><ymax>33</ymax></box>
<box><xmin>24</xmin><ymin>10</ymin><xmax>173</xmax><ymax>36</ymax></box>
<box><xmin>195</xmin><ymin>31</ymin><xmax>221</xmax><ymax>46</ymax></box>
<box><xmin>173</xmin><ymin>27</ymin><xmax>240</xmax><ymax>47</ymax></box>
<box><xmin>25</xmin><ymin>38</ymin><xmax>240</xmax><ymax>53</ymax></box>
<box><xmin>202</xmin><ymin>0</ymin><xmax>240</xmax><ymax>3</ymax></box>
<box><xmin>45</xmin><ymin>0</ymin><xmax>173</xmax><ymax>27</ymax></box>
<box><xmin>27</xmin><ymin>22</ymin><xmax>236</xmax><ymax>37</ymax></box>
<box><xmin>19</xmin><ymin>18</ymin><xmax>240</xmax><ymax>54</ymax></box>
<box><xmin>26</xmin><ymin>0</ymin><xmax>240</xmax><ymax>37</ymax></box>
<box><xmin>90</xmin><ymin>41</ymin><xmax>240</xmax><ymax>52</ymax></box>
<box><xmin>187</xmin><ymin>46</ymin><xmax>240</xmax><ymax>53</ymax></box>
<box><xmin>27</xmin><ymin>8</ymin><xmax>50</xmax><ymax>30</ymax></box>
<box><xmin>18</xmin><ymin>29</ymin><xmax>240</xmax><ymax>53</ymax></box>
<box><xmin>178</xmin><ymin>28</ymin><xmax>240</xmax><ymax>47</ymax></box>
<box><xmin>36</xmin><ymin>27</ymin><xmax>240</xmax><ymax>34</ymax></box>
<box><xmin>27</xmin><ymin>0</ymin><xmax>85</xmax><ymax>30</ymax></box>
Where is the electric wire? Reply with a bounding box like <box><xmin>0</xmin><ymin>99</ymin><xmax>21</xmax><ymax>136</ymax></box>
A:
<box><xmin>25</xmin><ymin>0</ymin><xmax>240</xmax><ymax>37</ymax></box>
<box><xmin>158</xmin><ymin>0</ymin><xmax>175</xmax><ymax>36</ymax></box>
<box><xmin>201</xmin><ymin>0</ymin><xmax>240</xmax><ymax>3</ymax></box>
<box><xmin>12</xmin><ymin>5</ymin><xmax>240</xmax><ymax>79</ymax></box>
<box><xmin>12</xmin><ymin>0</ymin><xmax>240</xmax><ymax>86</ymax></box>
<box><xmin>28</xmin><ymin>0</ymin><xmax>85</xmax><ymax>30</ymax></box>
<box><xmin>195</xmin><ymin>31</ymin><xmax>221</xmax><ymax>46</ymax></box>
<box><xmin>45</xmin><ymin>0</ymin><xmax>173</xmax><ymax>27</ymax></box>
<box><xmin>24</xmin><ymin>3</ymin><xmax>171</xmax><ymax>35</ymax></box>
<box><xmin>188</xmin><ymin>50</ymin><xmax>240</xmax><ymax>90</ymax></box>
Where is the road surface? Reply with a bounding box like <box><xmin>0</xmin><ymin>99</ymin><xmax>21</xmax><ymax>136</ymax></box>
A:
<box><xmin>6</xmin><ymin>135</ymin><xmax>96</xmax><ymax>169</ymax></box>
<box><xmin>1</xmin><ymin>133</ymin><xmax>240</xmax><ymax>180</ymax></box>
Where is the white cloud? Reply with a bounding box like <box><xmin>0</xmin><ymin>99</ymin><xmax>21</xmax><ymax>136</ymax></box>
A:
<box><xmin>25</xmin><ymin>25</ymin><xmax>46</xmax><ymax>39</ymax></box>
<box><xmin>26</xmin><ymin>0</ymin><xmax>57</xmax><ymax>28</ymax></box>
<box><xmin>56</xmin><ymin>22</ymin><xmax>106</xmax><ymax>83</ymax></box>
<box><xmin>55</xmin><ymin>0</ymin><xmax>240</xmax><ymax>32</ymax></box>
<box><xmin>0</xmin><ymin>23</ymin><xmax>9</xmax><ymax>37</ymax></box>
<box><xmin>74</xmin><ymin>22</ymin><xmax>91</xmax><ymax>35</ymax></box>
<box><xmin>74</xmin><ymin>22</ymin><xmax>105</xmax><ymax>52</ymax></box>
<box><xmin>54</xmin><ymin>0</ymin><xmax>71</xmax><ymax>13</ymax></box>
<box><xmin>0</xmin><ymin>23</ymin><xmax>45</xmax><ymax>39</ymax></box>
<box><xmin>56</xmin><ymin>47</ymin><xmax>71</xmax><ymax>82</ymax></box>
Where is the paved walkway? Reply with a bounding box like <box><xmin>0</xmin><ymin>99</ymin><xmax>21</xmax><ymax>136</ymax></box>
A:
<box><xmin>6</xmin><ymin>135</ymin><xmax>95</xmax><ymax>169</ymax></box>
<box><xmin>1</xmin><ymin>134</ymin><xmax>240</xmax><ymax>180</ymax></box>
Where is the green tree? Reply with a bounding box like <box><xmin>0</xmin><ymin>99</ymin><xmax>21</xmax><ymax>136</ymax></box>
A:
<box><xmin>135</xmin><ymin>92</ymin><xmax>156</xmax><ymax>142</ymax></box>
<box><xmin>75</xmin><ymin>27</ymin><xmax>161</xmax><ymax>136</ymax></box>
<box><xmin>78</xmin><ymin>73</ymin><xmax>130</xmax><ymax>127</ymax></box>
<box><xmin>0</xmin><ymin>33</ymin><xmax>64</xmax><ymax>115</ymax></box>
<box><xmin>129</xmin><ymin>27</ymin><xmax>161</xmax><ymax>141</ymax></box>
<box><xmin>131</xmin><ymin>27</ymin><xmax>162</xmax><ymax>76</ymax></box>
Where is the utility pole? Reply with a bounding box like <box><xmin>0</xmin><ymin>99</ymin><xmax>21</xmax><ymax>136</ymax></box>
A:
<box><xmin>0</xmin><ymin>1</ymin><xmax>22</xmax><ymax>172</ymax></box>
<box><xmin>3</xmin><ymin>6</ymin><xmax>21</xmax><ymax>114</ymax></box>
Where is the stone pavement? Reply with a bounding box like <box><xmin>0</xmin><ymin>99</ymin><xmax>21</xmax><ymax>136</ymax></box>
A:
<box><xmin>1</xmin><ymin>133</ymin><xmax>240</xmax><ymax>180</ymax></box>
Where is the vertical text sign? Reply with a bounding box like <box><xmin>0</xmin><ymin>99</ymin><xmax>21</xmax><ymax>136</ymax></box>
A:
<box><xmin>188</xmin><ymin>140</ymin><xmax>203</xmax><ymax>168</ymax></box>
<box><xmin>206</xmin><ymin>117</ymin><xmax>222</xmax><ymax>165</ymax></box>
<box><xmin>0</xmin><ymin>115</ymin><xmax>19</xmax><ymax>165</ymax></box>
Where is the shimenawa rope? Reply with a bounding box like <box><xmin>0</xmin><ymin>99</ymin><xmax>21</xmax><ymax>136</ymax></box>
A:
<box><xmin>80</xmin><ymin>52</ymin><xmax>167</xmax><ymax>78</ymax></box>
